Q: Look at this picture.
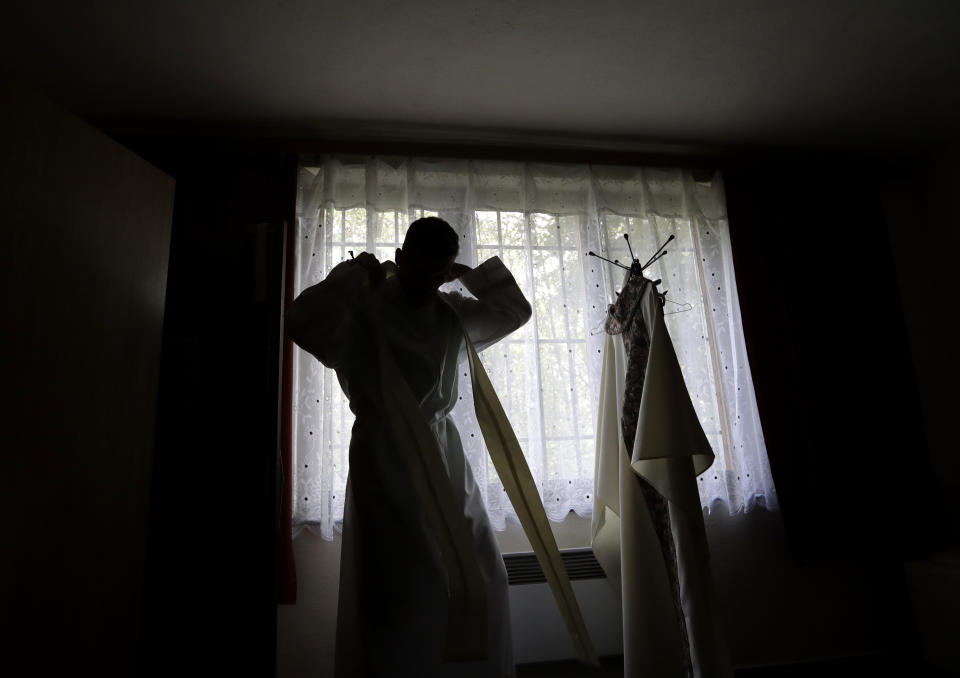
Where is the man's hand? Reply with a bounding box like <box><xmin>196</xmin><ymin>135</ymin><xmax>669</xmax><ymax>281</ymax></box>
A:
<box><xmin>444</xmin><ymin>262</ymin><xmax>473</xmax><ymax>283</ymax></box>
<box><xmin>353</xmin><ymin>252</ymin><xmax>385</xmax><ymax>287</ymax></box>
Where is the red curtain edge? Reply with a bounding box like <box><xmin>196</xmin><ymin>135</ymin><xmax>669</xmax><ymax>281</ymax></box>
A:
<box><xmin>277</xmin><ymin>211</ymin><xmax>298</xmax><ymax>605</ymax></box>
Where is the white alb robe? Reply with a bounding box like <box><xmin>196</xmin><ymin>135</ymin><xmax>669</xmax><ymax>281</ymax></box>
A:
<box><xmin>592</xmin><ymin>279</ymin><xmax>731</xmax><ymax>678</ymax></box>
<box><xmin>285</xmin><ymin>256</ymin><xmax>532</xmax><ymax>678</ymax></box>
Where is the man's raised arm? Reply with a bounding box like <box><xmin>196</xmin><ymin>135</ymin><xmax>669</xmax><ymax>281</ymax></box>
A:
<box><xmin>285</xmin><ymin>259</ymin><xmax>370</xmax><ymax>369</ymax></box>
<box><xmin>444</xmin><ymin>256</ymin><xmax>533</xmax><ymax>353</ymax></box>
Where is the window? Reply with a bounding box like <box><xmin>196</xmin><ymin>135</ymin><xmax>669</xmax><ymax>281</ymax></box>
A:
<box><xmin>292</xmin><ymin>157</ymin><xmax>777</xmax><ymax>540</ymax></box>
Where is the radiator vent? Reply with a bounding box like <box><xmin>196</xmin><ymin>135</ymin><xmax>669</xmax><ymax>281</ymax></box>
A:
<box><xmin>502</xmin><ymin>548</ymin><xmax>606</xmax><ymax>585</ymax></box>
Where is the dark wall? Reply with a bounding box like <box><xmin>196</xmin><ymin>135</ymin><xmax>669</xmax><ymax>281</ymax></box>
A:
<box><xmin>2</xmin><ymin>75</ymin><xmax>174</xmax><ymax>677</ymax></box>
<box><xmin>723</xmin><ymin>154</ymin><xmax>948</xmax><ymax>561</ymax></box>
<box><xmin>117</xmin><ymin>135</ymin><xmax>297</xmax><ymax>677</ymax></box>
<box><xmin>721</xmin><ymin>152</ymin><xmax>954</xmax><ymax>664</ymax></box>
<box><xmin>881</xmin><ymin>151</ymin><xmax>960</xmax><ymax>538</ymax></box>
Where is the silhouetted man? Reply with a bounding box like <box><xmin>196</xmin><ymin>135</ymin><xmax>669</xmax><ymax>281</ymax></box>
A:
<box><xmin>286</xmin><ymin>216</ymin><xmax>531</xmax><ymax>677</ymax></box>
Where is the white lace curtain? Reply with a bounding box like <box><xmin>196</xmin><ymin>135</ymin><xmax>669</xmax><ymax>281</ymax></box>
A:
<box><xmin>292</xmin><ymin>156</ymin><xmax>777</xmax><ymax>540</ymax></box>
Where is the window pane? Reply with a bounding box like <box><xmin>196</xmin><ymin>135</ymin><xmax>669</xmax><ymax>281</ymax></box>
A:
<box><xmin>500</xmin><ymin>247</ymin><xmax>529</xmax><ymax>294</ymax></box>
<box><xmin>375</xmin><ymin>211</ymin><xmax>396</xmax><ymax>244</ymax></box>
<box><xmin>533</xmin><ymin>250</ymin><xmax>562</xmax><ymax>340</ymax></box>
<box><xmin>540</xmin><ymin>343</ymin><xmax>573</xmax><ymax>438</ymax></box>
<box><xmin>559</xmin><ymin>215</ymin><xmax>580</xmax><ymax>249</ymax></box>
<box><xmin>500</xmin><ymin>212</ymin><xmax>526</xmax><ymax>247</ymax></box>
<box><xmin>505</xmin><ymin>341</ymin><xmax>531</xmax><ymax>440</ymax></box>
<box><xmin>344</xmin><ymin>208</ymin><xmax>366</xmax><ymax>243</ymax></box>
<box><xmin>578</xmin><ymin>436</ymin><xmax>595</xmax><ymax>472</ymax></box>
<box><xmin>332</xmin><ymin>210</ymin><xmax>343</xmax><ymax>242</ymax></box>
<box><xmin>546</xmin><ymin>439</ymin><xmax>577</xmax><ymax>483</ymax></box>
<box><xmin>530</xmin><ymin>213</ymin><xmax>557</xmax><ymax>247</ymax></box>
<box><xmin>563</xmin><ymin>250</ymin><xmax>586</xmax><ymax>338</ymax></box>
<box><xmin>602</xmin><ymin>213</ymin><xmax>631</xmax><ymax>281</ymax></box>
<box><xmin>571</xmin><ymin>342</ymin><xmax>593</xmax><ymax>437</ymax></box>
<box><xmin>476</xmin><ymin>211</ymin><xmax>499</xmax><ymax>246</ymax></box>
<box><xmin>627</xmin><ymin>216</ymin><xmax>655</xmax><ymax>259</ymax></box>
<box><xmin>604</xmin><ymin>213</ymin><xmax>627</xmax><ymax>240</ymax></box>
<box><xmin>501</xmin><ymin>248</ymin><xmax>533</xmax><ymax>341</ymax></box>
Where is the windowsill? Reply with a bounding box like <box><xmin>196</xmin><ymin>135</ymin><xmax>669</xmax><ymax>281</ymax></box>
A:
<box><xmin>494</xmin><ymin>509</ymin><xmax>592</xmax><ymax>554</ymax></box>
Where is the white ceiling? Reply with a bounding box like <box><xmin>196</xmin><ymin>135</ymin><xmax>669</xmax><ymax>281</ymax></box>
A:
<box><xmin>4</xmin><ymin>0</ymin><xmax>959</xmax><ymax>151</ymax></box>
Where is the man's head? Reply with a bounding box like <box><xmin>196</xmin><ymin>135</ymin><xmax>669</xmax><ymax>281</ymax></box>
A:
<box><xmin>395</xmin><ymin>216</ymin><xmax>459</xmax><ymax>300</ymax></box>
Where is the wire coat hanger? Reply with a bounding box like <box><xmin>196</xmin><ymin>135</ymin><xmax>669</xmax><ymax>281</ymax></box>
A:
<box><xmin>662</xmin><ymin>292</ymin><xmax>693</xmax><ymax>315</ymax></box>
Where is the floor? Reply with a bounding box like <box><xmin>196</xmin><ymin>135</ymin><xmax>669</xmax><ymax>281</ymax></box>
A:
<box><xmin>515</xmin><ymin>656</ymin><xmax>622</xmax><ymax>677</ymax></box>
<box><xmin>515</xmin><ymin>653</ymin><xmax>956</xmax><ymax>677</ymax></box>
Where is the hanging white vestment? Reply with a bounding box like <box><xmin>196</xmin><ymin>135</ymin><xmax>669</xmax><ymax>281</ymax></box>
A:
<box><xmin>592</xmin><ymin>276</ymin><xmax>732</xmax><ymax>678</ymax></box>
<box><xmin>287</xmin><ymin>256</ymin><xmax>545</xmax><ymax>677</ymax></box>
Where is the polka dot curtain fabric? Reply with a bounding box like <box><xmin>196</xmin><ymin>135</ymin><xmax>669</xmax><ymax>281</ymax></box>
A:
<box><xmin>292</xmin><ymin>157</ymin><xmax>777</xmax><ymax>540</ymax></box>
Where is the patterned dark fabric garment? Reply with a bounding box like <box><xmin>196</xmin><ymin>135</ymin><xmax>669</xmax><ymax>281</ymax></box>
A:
<box><xmin>606</xmin><ymin>274</ymin><xmax>693</xmax><ymax>678</ymax></box>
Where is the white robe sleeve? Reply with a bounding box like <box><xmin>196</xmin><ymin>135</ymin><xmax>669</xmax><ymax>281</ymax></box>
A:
<box><xmin>443</xmin><ymin>256</ymin><xmax>532</xmax><ymax>353</ymax></box>
<box><xmin>284</xmin><ymin>260</ymin><xmax>368</xmax><ymax>369</ymax></box>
